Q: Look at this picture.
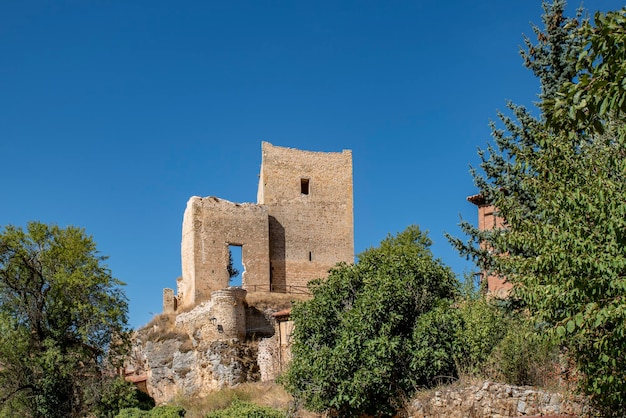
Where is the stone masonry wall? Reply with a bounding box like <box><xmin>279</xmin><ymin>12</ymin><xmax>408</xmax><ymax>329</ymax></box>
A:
<box><xmin>210</xmin><ymin>288</ymin><xmax>247</xmax><ymax>340</ymax></box>
<box><xmin>258</xmin><ymin>142</ymin><xmax>354</xmax><ymax>290</ymax></box>
<box><xmin>409</xmin><ymin>381</ymin><xmax>589</xmax><ymax>418</ymax></box>
<box><xmin>179</xmin><ymin>197</ymin><xmax>269</xmax><ymax>308</ymax></box>
<box><xmin>171</xmin><ymin>142</ymin><xmax>354</xmax><ymax>311</ymax></box>
<box><xmin>174</xmin><ymin>288</ymin><xmax>248</xmax><ymax>345</ymax></box>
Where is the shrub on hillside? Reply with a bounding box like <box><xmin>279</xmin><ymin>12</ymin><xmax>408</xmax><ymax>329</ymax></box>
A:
<box><xmin>95</xmin><ymin>377</ymin><xmax>155</xmax><ymax>418</ymax></box>
<box><xmin>487</xmin><ymin>320</ymin><xmax>561</xmax><ymax>388</ymax></box>
<box><xmin>282</xmin><ymin>226</ymin><xmax>458</xmax><ymax>417</ymax></box>
<box><xmin>115</xmin><ymin>405</ymin><xmax>186</xmax><ymax>418</ymax></box>
<box><xmin>453</xmin><ymin>291</ymin><xmax>562</xmax><ymax>388</ymax></box>
<box><xmin>455</xmin><ymin>296</ymin><xmax>509</xmax><ymax>375</ymax></box>
<box><xmin>204</xmin><ymin>398</ymin><xmax>285</xmax><ymax>418</ymax></box>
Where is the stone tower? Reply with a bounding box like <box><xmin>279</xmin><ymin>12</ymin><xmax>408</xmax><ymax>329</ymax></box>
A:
<box><xmin>258</xmin><ymin>142</ymin><xmax>354</xmax><ymax>291</ymax></box>
<box><xmin>169</xmin><ymin>142</ymin><xmax>354</xmax><ymax>311</ymax></box>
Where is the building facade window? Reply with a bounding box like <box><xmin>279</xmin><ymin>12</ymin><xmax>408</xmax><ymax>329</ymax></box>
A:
<box><xmin>301</xmin><ymin>178</ymin><xmax>310</xmax><ymax>195</ymax></box>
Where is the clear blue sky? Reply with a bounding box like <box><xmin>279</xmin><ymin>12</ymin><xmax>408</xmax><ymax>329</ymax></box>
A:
<box><xmin>1</xmin><ymin>1</ymin><xmax>621</xmax><ymax>329</ymax></box>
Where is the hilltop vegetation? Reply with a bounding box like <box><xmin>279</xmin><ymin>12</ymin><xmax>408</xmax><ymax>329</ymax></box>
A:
<box><xmin>282</xmin><ymin>226</ymin><xmax>563</xmax><ymax>417</ymax></box>
<box><xmin>451</xmin><ymin>0</ymin><xmax>626</xmax><ymax>415</ymax></box>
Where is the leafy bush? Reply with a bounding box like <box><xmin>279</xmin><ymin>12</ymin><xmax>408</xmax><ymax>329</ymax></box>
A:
<box><xmin>115</xmin><ymin>405</ymin><xmax>186</xmax><ymax>418</ymax></box>
<box><xmin>282</xmin><ymin>226</ymin><xmax>458</xmax><ymax>417</ymax></box>
<box><xmin>455</xmin><ymin>296</ymin><xmax>509</xmax><ymax>375</ymax></box>
<box><xmin>95</xmin><ymin>378</ymin><xmax>155</xmax><ymax>418</ymax></box>
<box><xmin>150</xmin><ymin>406</ymin><xmax>186</xmax><ymax>418</ymax></box>
<box><xmin>453</xmin><ymin>292</ymin><xmax>562</xmax><ymax>388</ymax></box>
<box><xmin>115</xmin><ymin>408</ymin><xmax>147</xmax><ymax>418</ymax></box>
<box><xmin>487</xmin><ymin>321</ymin><xmax>560</xmax><ymax>388</ymax></box>
<box><xmin>204</xmin><ymin>398</ymin><xmax>285</xmax><ymax>418</ymax></box>
<box><xmin>410</xmin><ymin>301</ymin><xmax>462</xmax><ymax>386</ymax></box>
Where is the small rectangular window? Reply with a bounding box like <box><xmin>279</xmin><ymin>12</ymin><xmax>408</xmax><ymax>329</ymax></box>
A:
<box><xmin>309</xmin><ymin>251</ymin><xmax>312</xmax><ymax>262</ymax></box>
<box><xmin>301</xmin><ymin>178</ymin><xmax>310</xmax><ymax>195</ymax></box>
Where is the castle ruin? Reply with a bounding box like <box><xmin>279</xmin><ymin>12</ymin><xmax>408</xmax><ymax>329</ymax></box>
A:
<box><xmin>164</xmin><ymin>142</ymin><xmax>355</xmax><ymax>312</ymax></box>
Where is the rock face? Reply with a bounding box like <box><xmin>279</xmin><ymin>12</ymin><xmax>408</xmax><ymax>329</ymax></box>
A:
<box><xmin>131</xmin><ymin>288</ymin><xmax>271</xmax><ymax>404</ymax></box>
<box><xmin>138</xmin><ymin>337</ymin><xmax>260</xmax><ymax>404</ymax></box>
<box><xmin>409</xmin><ymin>381</ymin><xmax>590</xmax><ymax>418</ymax></box>
<box><xmin>130</xmin><ymin>288</ymin><xmax>290</xmax><ymax>404</ymax></box>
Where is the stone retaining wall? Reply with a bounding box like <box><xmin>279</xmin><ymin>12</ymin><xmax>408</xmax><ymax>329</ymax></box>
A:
<box><xmin>409</xmin><ymin>381</ymin><xmax>590</xmax><ymax>418</ymax></box>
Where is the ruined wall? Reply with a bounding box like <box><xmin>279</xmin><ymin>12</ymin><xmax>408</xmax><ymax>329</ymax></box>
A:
<box><xmin>258</xmin><ymin>142</ymin><xmax>354</xmax><ymax>290</ymax></box>
<box><xmin>175</xmin><ymin>288</ymin><xmax>247</xmax><ymax>342</ymax></box>
<box><xmin>255</xmin><ymin>314</ymin><xmax>293</xmax><ymax>382</ymax></box>
<box><xmin>163</xmin><ymin>288</ymin><xmax>177</xmax><ymax>314</ymax></box>
<box><xmin>245</xmin><ymin>307</ymin><xmax>276</xmax><ymax>339</ymax></box>
<box><xmin>170</xmin><ymin>142</ymin><xmax>354</xmax><ymax>311</ymax></box>
<box><xmin>179</xmin><ymin>197</ymin><xmax>270</xmax><ymax>308</ymax></box>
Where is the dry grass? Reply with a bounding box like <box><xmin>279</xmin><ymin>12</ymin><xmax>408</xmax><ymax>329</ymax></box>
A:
<box><xmin>141</xmin><ymin>313</ymin><xmax>176</xmax><ymax>333</ymax></box>
<box><xmin>171</xmin><ymin>381</ymin><xmax>295</xmax><ymax>418</ymax></box>
<box><xmin>136</xmin><ymin>313</ymin><xmax>193</xmax><ymax>350</ymax></box>
<box><xmin>245</xmin><ymin>291</ymin><xmax>311</xmax><ymax>312</ymax></box>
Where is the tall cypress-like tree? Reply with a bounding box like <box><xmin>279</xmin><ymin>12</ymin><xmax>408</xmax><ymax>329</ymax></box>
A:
<box><xmin>449</xmin><ymin>0</ymin><xmax>584</xmax><ymax>277</ymax></box>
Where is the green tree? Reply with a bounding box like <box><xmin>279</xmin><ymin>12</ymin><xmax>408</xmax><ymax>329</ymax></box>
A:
<box><xmin>451</xmin><ymin>3</ymin><xmax>626</xmax><ymax>414</ymax></box>
<box><xmin>282</xmin><ymin>226</ymin><xmax>458</xmax><ymax>417</ymax></box>
<box><xmin>94</xmin><ymin>377</ymin><xmax>155</xmax><ymax>418</ymax></box>
<box><xmin>547</xmin><ymin>8</ymin><xmax>626</xmax><ymax>132</ymax></box>
<box><xmin>204</xmin><ymin>398</ymin><xmax>284</xmax><ymax>418</ymax></box>
<box><xmin>449</xmin><ymin>0</ymin><xmax>585</xmax><ymax>273</ymax></box>
<box><xmin>0</xmin><ymin>222</ymin><xmax>130</xmax><ymax>418</ymax></box>
<box><xmin>227</xmin><ymin>248</ymin><xmax>239</xmax><ymax>282</ymax></box>
<box><xmin>530</xmin><ymin>8</ymin><xmax>626</xmax><ymax>413</ymax></box>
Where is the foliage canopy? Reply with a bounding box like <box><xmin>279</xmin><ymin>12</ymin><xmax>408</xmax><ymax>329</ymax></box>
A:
<box><xmin>450</xmin><ymin>2</ymin><xmax>626</xmax><ymax>414</ymax></box>
<box><xmin>282</xmin><ymin>226</ymin><xmax>458</xmax><ymax>417</ymax></box>
<box><xmin>0</xmin><ymin>221</ymin><xmax>130</xmax><ymax>417</ymax></box>
<box><xmin>204</xmin><ymin>398</ymin><xmax>284</xmax><ymax>418</ymax></box>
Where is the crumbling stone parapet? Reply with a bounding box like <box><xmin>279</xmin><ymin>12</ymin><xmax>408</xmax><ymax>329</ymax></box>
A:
<box><xmin>162</xmin><ymin>288</ymin><xmax>177</xmax><ymax>314</ymax></box>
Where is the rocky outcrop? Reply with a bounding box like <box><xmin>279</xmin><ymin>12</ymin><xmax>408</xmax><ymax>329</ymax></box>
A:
<box><xmin>138</xmin><ymin>337</ymin><xmax>259</xmax><ymax>404</ymax></box>
<box><xmin>409</xmin><ymin>381</ymin><xmax>590</xmax><ymax>418</ymax></box>
<box><xmin>130</xmin><ymin>288</ymin><xmax>267</xmax><ymax>404</ymax></box>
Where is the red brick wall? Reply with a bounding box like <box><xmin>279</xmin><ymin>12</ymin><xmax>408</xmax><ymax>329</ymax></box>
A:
<box><xmin>471</xmin><ymin>199</ymin><xmax>512</xmax><ymax>298</ymax></box>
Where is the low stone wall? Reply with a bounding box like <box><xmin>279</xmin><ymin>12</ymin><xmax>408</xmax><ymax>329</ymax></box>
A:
<box><xmin>409</xmin><ymin>381</ymin><xmax>590</xmax><ymax>418</ymax></box>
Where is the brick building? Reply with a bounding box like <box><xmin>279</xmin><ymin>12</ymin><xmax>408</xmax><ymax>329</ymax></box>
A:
<box><xmin>467</xmin><ymin>193</ymin><xmax>512</xmax><ymax>298</ymax></box>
